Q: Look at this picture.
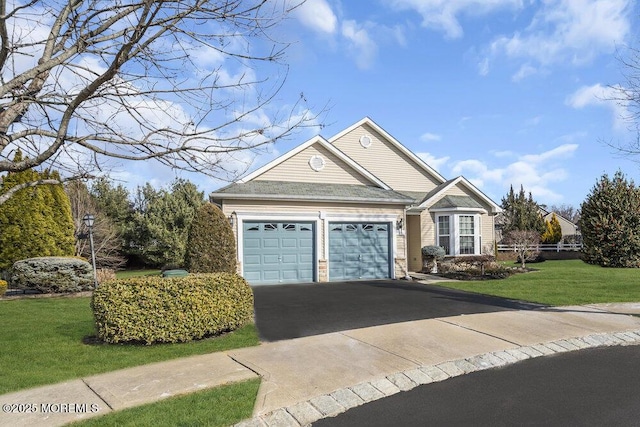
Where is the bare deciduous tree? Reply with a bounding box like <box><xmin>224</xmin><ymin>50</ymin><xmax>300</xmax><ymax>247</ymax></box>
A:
<box><xmin>504</xmin><ymin>230</ymin><xmax>541</xmax><ymax>269</ymax></box>
<box><xmin>0</xmin><ymin>0</ymin><xmax>320</xmax><ymax>205</ymax></box>
<box><xmin>65</xmin><ymin>180</ymin><xmax>126</xmax><ymax>269</ymax></box>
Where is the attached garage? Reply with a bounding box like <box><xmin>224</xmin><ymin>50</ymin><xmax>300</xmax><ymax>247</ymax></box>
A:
<box><xmin>328</xmin><ymin>222</ymin><xmax>392</xmax><ymax>280</ymax></box>
<box><xmin>243</xmin><ymin>221</ymin><xmax>315</xmax><ymax>285</ymax></box>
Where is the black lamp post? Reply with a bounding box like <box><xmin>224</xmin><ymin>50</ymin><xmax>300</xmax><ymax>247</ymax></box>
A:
<box><xmin>83</xmin><ymin>213</ymin><xmax>98</xmax><ymax>288</ymax></box>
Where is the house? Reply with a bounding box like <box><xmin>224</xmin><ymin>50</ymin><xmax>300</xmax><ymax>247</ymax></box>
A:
<box><xmin>540</xmin><ymin>208</ymin><xmax>581</xmax><ymax>243</ymax></box>
<box><xmin>210</xmin><ymin>117</ymin><xmax>502</xmax><ymax>285</ymax></box>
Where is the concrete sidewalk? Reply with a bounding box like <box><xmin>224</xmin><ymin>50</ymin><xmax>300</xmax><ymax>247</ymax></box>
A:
<box><xmin>2</xmin><ymin>304</ymin><xmax>640</xmax><ymax>427</ymax></box>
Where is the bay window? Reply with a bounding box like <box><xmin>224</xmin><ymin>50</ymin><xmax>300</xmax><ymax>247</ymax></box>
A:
<box><xmin>435</xmin><ymin>213</ymin><xmax>481</xmax><ymax>256</ymax></box>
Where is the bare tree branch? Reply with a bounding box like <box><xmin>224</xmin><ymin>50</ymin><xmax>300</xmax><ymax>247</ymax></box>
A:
<box><xmin>0</xmin><ymin>0</ymin><xmax>323</xmax><ymax>205</ymax></box>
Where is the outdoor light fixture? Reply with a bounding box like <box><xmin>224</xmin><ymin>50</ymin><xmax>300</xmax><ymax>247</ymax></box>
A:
<box><xmin>83</xmin><ymin>214</ymin><xmax>98</xmax><ymax>288</ymax></box>
<box><xmin>228</xmin><ymin>215</ymin><xmax>234</xmax><ymax>227</ymax></box>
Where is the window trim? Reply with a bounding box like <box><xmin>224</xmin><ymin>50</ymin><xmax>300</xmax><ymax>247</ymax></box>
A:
<box><xmin>435</xmin><ymin>213</ymin><xmax>481</xmax><ymax>256</ymax></box>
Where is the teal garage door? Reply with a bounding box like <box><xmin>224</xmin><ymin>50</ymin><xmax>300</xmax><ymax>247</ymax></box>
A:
<box><xmin>329</xmin><ymin>222</ymin><xmax>391</xmax><ymax>280</ymax></box>
<box><xmin>243</xmin><ymin>222</ymin><xmax>315</xmax><ymax>284</ymax></box>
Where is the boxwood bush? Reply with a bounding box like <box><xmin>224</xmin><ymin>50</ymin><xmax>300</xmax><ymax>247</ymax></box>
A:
<box><xmin>11</xmin><ymin>257</ymin><xmax>94</xmax><ymax>293</ymax></box>
<box><xmin>92</xmin><ymin>273</ymin><xmax>254</xmax><ymax>344</ymax></box>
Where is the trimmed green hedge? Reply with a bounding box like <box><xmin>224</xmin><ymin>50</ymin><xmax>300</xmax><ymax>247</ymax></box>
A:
<box><xmin>92</xmin><ymin>273</ymin><xmax>254</xmax><ymax>344</ymax></box>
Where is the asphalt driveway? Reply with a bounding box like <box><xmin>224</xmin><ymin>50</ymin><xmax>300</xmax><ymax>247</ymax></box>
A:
<box><xmin>252</xmin><ymin>279</ymin><xmax>544</xmax><ymax>341</ymax></box>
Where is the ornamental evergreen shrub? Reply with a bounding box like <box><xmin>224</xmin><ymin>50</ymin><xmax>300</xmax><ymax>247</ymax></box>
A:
<box><xmin>185</xmin><ymin>203</ymin><xmax>236</xmax><ymax>273</ymax></box>
<box><xmin>0</xmin><ymin>151</ymin><xmax>75</xmax><ymax>270</ymax></box>
<box><xmin>11</xmin><ymin>257</ymin><xmax>94</xmax><ymax>293</ymax></box>
<box><xmin>579</xmin><ymin>171</ymin><xmax>640</xmax><ymax>267</ymax></box>
<box><xmin>92</xmin><ymin>273</ymin><xmax>254</xmax><ymax>344</ymax></box>
<box><xmin>541</xmin><ymin>213</ymin><xmax>563</xmax><ymax>244</ymax></box>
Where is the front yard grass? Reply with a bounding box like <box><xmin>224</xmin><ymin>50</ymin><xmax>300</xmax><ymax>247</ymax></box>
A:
<box><xmin>70</xmin><ymin>378</ymin><xmax>260</xmax><ymax>427</ymax></box>
<box><xmin>0</xmin><ymin>296</ymin><xmax>259</xmax><ymax>395</ymax></box>
<box><xmin>439</xmin><ymin>259</ymin><xmax>640</xmax><ymax>306</ymax></box>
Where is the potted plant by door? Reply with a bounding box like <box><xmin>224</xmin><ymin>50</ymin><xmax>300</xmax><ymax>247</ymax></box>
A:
<box><xmin>422</xmin><ymin>245</ymin><xmax>446</xmax><ymax>274</ymax></box>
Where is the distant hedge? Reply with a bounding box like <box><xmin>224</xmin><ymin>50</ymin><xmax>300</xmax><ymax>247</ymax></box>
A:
<box><xmin>11</xmin><ymin>257</ymin><xmax>94</xmax><ymax>293</ymax></box>
<box><xmin>92</xmin><ymin>273</ymin><xmax>254</xmax><ymax>344</ymax></box>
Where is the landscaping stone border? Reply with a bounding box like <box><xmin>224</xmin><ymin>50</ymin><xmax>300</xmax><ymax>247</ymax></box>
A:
<box><xmin>234</xmin><ymin>330</ymin><xmax>640</xmax><ymax>427</ymax></box>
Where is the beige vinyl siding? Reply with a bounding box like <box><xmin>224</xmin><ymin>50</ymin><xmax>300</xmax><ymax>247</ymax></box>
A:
<box><xmin>481</xmin><ymin>213</ymin><xmax>495</xmax><ymax>253</ymax></box>
<box><xmin>332</xmin><ymin>123</ymin><xmax>442</xmax><ymax>192</ymax></box>
<box><xmin>254</xmin><ymin>143</ymin><xmax>372</xmax><ymax>185</ymax></box>
<box><xmin>420</xmin><ymin>211</ymin><xmax>437</xmax><ymax>253</ymax></box>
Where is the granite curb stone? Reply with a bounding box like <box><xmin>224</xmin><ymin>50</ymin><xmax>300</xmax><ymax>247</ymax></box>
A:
<box><xmin>235</xmin><ymin>331</ymin><xmax>640</xmax><ymax>427</ymax></box>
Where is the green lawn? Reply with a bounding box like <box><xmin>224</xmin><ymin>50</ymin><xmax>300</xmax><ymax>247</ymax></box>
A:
<box><xmin>439</xmin><ymin>259</ymin><xmax>640</xmax><ymax>306</ymax></box>
<box><xmin>70</xmin><ymin>378</ymin><xmax>260</xmax><ymax>427</ymax></box>
<box><xmin>0</xmin><ymin>296</ymin><xmax>259</xmax><ymax>394</ymax></box>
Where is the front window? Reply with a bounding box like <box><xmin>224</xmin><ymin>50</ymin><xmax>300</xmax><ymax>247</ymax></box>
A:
<box><xmin>437</xmin><ymin>216</ymin><xmax>451</xmax><ymax>255</ymax></box>
<box><xmin>459</xmin><ymin>215</ymin><xmax>475</xmax><ymax>255</ymax></box>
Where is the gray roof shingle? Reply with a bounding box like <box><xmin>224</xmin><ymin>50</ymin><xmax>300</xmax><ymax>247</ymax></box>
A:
<box><xmin>210</xmin><ymin>180</ymin><xmax>416</xmax><ymax>204</ymax></box>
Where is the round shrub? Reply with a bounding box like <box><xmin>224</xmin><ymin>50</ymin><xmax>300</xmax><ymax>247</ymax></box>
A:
<box><xmin>0</xmin><ymin>279</ymin><xmax>7</xmax><ymax>296</ymax></box>
<box><xmin>92</xmin><ymin>273</ymin><xmax>254</xmax><ymax>344</ymax></box>
<box><xmin>11</xmin><ymin>257</ymin><xmax>94</xmax><ymax>293</ymax></box>
<box><xmin>422</xmin><ymin>245</ymin><xmax>446</xmax><ymax>259</ymax></box>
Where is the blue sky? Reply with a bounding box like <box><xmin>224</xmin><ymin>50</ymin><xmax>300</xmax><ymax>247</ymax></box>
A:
<box><xmin>126</xmin><ymin>0</ymin><xmax>640</xmax><ymax>210</ymax></box>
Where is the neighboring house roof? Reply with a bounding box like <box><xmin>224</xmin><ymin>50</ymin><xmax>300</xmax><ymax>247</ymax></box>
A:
<box><xmin>237</xmin><ymin>135</ymin><xmax>390</xmax><ymax>190</ymax></box>
<box><xmin>328</xmin><ymin>117</ymin><xmax>447</xmax><ymax>184</ymax></box>
<box><xmin>211</xmin><ymin>180</ymin><xmax>415</xmax><ymax>205</ymax></box>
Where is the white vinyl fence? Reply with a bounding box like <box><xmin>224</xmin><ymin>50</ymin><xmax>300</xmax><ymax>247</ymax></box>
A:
<box><xmin>497</xmin><ymin>243</ymin><xmax>583</xmax><ymax>252</ymax></box>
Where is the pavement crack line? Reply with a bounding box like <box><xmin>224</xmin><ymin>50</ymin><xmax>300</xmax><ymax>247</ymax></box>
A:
<box><xmin>435</xmin><ymin>318</ymin><xmax>523</xmax><ymax>347</ymax></box>
<box><xmin>337</xmin><ymin>331</ymin><xmax>421</xmax><ymax>366</ymax></box>
<box><xmin>226</xmin><ymin>354</ymin><xmax>263</xmax><ymax>378</ymax></box>
<box><xmin>81</xmin><ymin>379</ymin><xmax>114</xmax><ymax>411</ymax></box>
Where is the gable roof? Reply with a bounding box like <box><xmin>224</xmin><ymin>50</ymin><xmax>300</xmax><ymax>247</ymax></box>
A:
<box><xmin>238</xmin><ymin>135</ymin><xmax>390</xmax><ymax>189</ymax></box>
<box><xmin>328</xmin><ymin>117</ymin><xmax>447</xmax><ymax>184</ymax></box>
<box><xmin>416</xmin><ymin>176</ymin><xmax>502</xmax><ymax>214</ymax></box>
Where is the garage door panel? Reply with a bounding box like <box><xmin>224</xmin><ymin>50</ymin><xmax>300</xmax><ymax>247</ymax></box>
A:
<box><xmin>281</xmin><ymin>254</ymin><xmax>298</xmax><ymax>264</ymax></box>
<box><xmin>262</xmin><ymin>238</ymin><xmax>280</xmax><ymax>249</ymax></box>
<box><xmin>329</xmin><ymin>222</ymin><xmax>391</xmax><ymax>281</ymax></box>
<box><xmin>281</xmin><ymin>238</ymin><xmax>298</xmax><ymax>248</ymax></box>
<box><xmin>243</xmin><ymin>221</ymin><xmax>315</xmax><ymax>285</ymax></box>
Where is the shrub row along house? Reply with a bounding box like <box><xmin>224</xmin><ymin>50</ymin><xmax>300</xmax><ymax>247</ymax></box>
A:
<box><xmin>210</xmin><ymin>117</ymin><xmax>502</xmax><ymax>285</ymax></box>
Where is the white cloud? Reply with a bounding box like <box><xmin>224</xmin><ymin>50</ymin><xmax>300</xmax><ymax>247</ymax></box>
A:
<box><xmin>566</xmin><ymin>83</ymin><xmax>629</xmax><ymax>130</ymax></box>
<box><xmin>341</xmin><ymin>20</ymin><xmax>378</xmax><ymax>69</ymax></box>
<box><xmin>417</xmin><ymin>152</ymin><xmax>450</xmax><ymax>172</ymax></box>
<box><xmin>487</xmin><ymin>0</ymin><xmax>632</xmax><ymax>78</ymax></box>
<box><xmin>420</xmin><ymin>132</ymin><xmax>442</xmax><ymax>142</ymax></box>
<box><xmin>294</xmin><ymin>0</ymin><xmax>338</xmax><ymax>34</ymax></box>
<box><xmin>451</xmin><ymin>143</ymin><xmax>579</xmax><ymax>203</ymax></box>
<box><xmin>388</xmin><ymin>0</ymin><xmax>524</xmax><ymax>39</ymax></box>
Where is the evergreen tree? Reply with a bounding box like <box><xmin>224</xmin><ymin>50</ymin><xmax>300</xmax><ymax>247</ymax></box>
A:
<box><xmin>541</xmin><ymin>213</ymin><xmax>563</xmax><ymax>244</ymax></box>
<box><xmin>500</xmin><ymin>185</ymin><xmax>545</xmax><ymax>235</ymax></box>
<box><xmin>0</xmin><ymin>151</ymin><xmax>74</xmax><ymax>270</ymax></box>
<box><xmin>128</xmin><ymin>179</ymin><xmax>205</xmax><ymax>267</ymax></box>
<box><xmin>186</xmin><ymin>203</ymin><xmax>236</xmax><ymax>273</ymax></box>
<box><xmin>580</xmin><ymin>171</ymin><xmax>640</xmax><ymax>267</ymax></box>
